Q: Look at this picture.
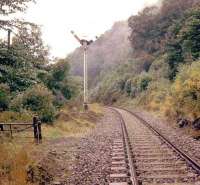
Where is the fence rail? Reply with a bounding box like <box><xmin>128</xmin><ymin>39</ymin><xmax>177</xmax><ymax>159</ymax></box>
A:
<box><xmin>0</xmin><ymin>117</ymin><xmax>42</xmax><ymax>144</ymax></box>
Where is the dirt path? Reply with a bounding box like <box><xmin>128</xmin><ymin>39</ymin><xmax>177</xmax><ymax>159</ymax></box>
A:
<box><xmin>28</xmin><ymin>138</ymin><xmax>80</xmax><ymax>185</ymax></box>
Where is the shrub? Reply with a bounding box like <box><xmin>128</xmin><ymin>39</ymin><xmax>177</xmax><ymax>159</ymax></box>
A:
<box><xmin>167</xmin><ymin>61</ymin><xmax>200</xmax><ymax>119</ymax></box>
<box><xmin>23</xmin><ymin>84</ymin><xmax>56</xmax><ymax>123</ymax></box>
<box><xmin>0</xmin><ymin>84</ymin><xmax>10</xmax><ymax>111</ymax></box>
<box><xmin>10</xmin><ymin>93</ymin><xmax>24</xmax><ymax>112</ymax></box>
<box><xmin>124</xmin><ymin>79</ymin><xmax>132</xmax><ymax>95</ymax></box>
<box><xmin>53</xmin><ymin>91</ymin><xmax>66</xmax><ymax>107</ymax></box>
<box><xmin>132</xmin><ymin>72</ymin><xmax>152</xmax><ymax>92</ymax></box>
<box><xmin>149</xmin><ymin>55</ymin><xmax>170</xmax><ymax>79</ymax></box>
<box><xmin>40</xmin><ymin>105</ymin><xmax>56</xmax><ymax>123</ymax></box>
<box><xmin>140</xmin><ymin>77</ymin><xmax>151</xmax><ymax>91</ymax></box>
<box><xmin>145</xmin><ymin>80</ymin><xmax>171</xmax><ymax>112</ymax></box>
<box><xmin>61</xmin><ymin>86</ymin><xmax>72</xmax><ymax>99</ymax></box>
<box><xmin>132</xmin><ymin>79</ymin><xmax>170</xmax><ymax>112</ymax></box>
<box><xmin>11</xmin><ymin>84</ymin><xmax>56</xmax><ymax>123</ymax></box>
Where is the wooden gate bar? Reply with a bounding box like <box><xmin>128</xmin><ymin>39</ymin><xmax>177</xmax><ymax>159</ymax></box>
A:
<box><xmin>0</xmin><ymin>117</ymin><xmax>42</xmax><ymax>144</ymax></box>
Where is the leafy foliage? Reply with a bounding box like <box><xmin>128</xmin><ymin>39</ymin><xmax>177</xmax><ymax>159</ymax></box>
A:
<box><xmin>128</xmin><ymin>0</ymin><xmax>200</xmax><ymax>79</ymax></box>
<box><xmin>0</xmin><ymin>24</ymin><xmax>48</xmax><ymax>92</ymax></box>
<box><xmin>170</xmin><ymin>62</ymin><xmax>200</xmax><ymax>118</ymax></box>
<box><xmin>0</xmin><ymin>4</ymin><xmax>80</xmax><ymax>123</ymax></box>
<box><xmin>11</xmin><ymin>84</ymin><xmax>56</xmax><ymax>122</ymax></box>
<box><xmin>91</xmin><ymin>0</ymin><xmax>200</xmax><ymax>123</ymax></box>
<box><xmin>0</xmin><ymin>83</ymin><xmax>10</xmax><ymax>111</ymax></box>
<box><xmin>38</xmin><ymin>59</ymin><xmax>80</xmax><ymax>108</ymax></box>
<box><xmin>165</xmin><ymin>6</ymin><xmax>200</xmax><ymax>79</ymax></box>
<box><xmin>0</xmin><ymin>0</ymin><xmax>35</xmax><ymax>15</ymax></box>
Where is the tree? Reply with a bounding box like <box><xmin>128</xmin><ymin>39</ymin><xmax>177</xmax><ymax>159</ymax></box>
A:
<box><xmin>0</xmin><ymin>0</ymin><xmax>35</xmax><ymax>31</ymax></box>
<box><xmin>178</xmin><ymin>8</ymin><xmax>200</xmax><ymax>60</ymax></box>
<box><xmin>12</xmin><ymin>23</ymin><xmax>49</xmax><ymax>68</ymax></box>
<box><xmin>38</xmin><ymin>58</ymin><xmax>78</xmax><ymax>107</ymax></box>
<box><xmin>0</xmin><ymin>24</ymin><xmax>48</xmax><ymax>91</ymax></box>
<box><xmin>0</xmin><ymin>0</ymin><xmax>35</xmax><ymax>15</ymax></box>
<box><xmin>128</xmin><ymin>6</ymin><xmax>159</xmax><ymax>55</ymax></box>
<box><xmin>44</xmin><ymin>59</ymin><xmax>70</xmax><ymax>91</ymax></box>
<box><xmin>166</xmin><ymin>41</ymin><xmax>184</xmax><ymax>80</ymax></box>
<box><xmin>128</xmin><ymin>0</ymin><xmax>198</xmax><ymax>66</ymax></box>
<box><xmin>165</xmin><ymin>7</ymin><xmax>200</xmax><ymax>79</ymax></box>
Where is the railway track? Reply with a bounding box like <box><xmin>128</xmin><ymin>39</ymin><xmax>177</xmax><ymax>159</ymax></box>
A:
<box><xmin>109</xmin><ymin>107</ymin><xmax>200</xmax><ymax>185</ymax></box>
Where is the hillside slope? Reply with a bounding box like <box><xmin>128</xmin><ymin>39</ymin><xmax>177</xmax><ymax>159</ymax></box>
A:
<box><xmin>91</xmin><ymin>0</ymin><xmax>200</xmax><ymax>122</ymax></box>
<box><xmin>68</xmin><ymin>21</ymin><xmax>132</xmax><ymax>86</ymax></box>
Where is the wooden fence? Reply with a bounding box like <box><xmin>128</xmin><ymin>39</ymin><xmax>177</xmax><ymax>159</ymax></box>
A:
<box><xmin>0</xmin><ymin>117</ymin><xmax>42</xmax><ymax>144</ymax></box>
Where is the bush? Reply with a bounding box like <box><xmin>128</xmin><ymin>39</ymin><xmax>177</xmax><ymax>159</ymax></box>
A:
<box><xmin>132</xmin><ymin>79</ymin><xmax>170</xmax><ymax>112</ymax></box>
<box><xmin>61</xmin><ymin>86</ymin><xmax>72</xmax><ymax>99</ymax></box>
<box><xmin>149</xmin><ymin>55</ymin><xmax>170</xmax><ymax>79</ymax></box>
<box><xmin>124</xmin><ymin>79</ymin><xmax>132</xmax><ymax>95</ymax></box>
<box><xmin>132</xmin><ymin>72</ymin><xmax>152</xmax><ymax>92</ymax></box>
<box><xmin>0</xmin><ymin>84</ymin><xmax>10</xmax><ymax>111</ymax></box>
<box><xmin>10</xmin><ymin>93</ymin><xmax>24</xmax><ymax>112</ymax></box>
<box><xmin>11</xmin><ymin>84</ymin><xmax>56</xmax><ymax>123</ymax></box>
<box><xmin>53</xmin><ymin>91</ymin><xmax>66</xmax><ymax>107</ymax></box>
<box><xmin>40</xmin><ymin>105</ymin><xmax>56</xmax><ymax>123</ymax></box>
<box><xmin>140</xmin><ymin>77</ymin><xmax>151</xmax><ymax>91</ymax></box>
<box><xmin>169</xmin><ymin>61</ymin><xmax>200</xmax><ymax>119</ymax></box>
<box><xmin>145</xmin><ymin>80</ymin><xmax>170</xmax><ymax>112</ymax></box>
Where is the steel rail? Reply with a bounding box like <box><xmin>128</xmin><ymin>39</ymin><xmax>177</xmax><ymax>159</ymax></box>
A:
<box><xmin>114</xmin><ymin>107</ymin><xmax>200</xmax><ymax>174</ymax></box>
<box><xmin>110</xmin><ymin>107</ymin><xmax>139</xmax><ymax>185</ymax></box>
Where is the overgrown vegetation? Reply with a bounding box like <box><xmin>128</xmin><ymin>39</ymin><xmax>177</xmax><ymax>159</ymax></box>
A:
<box><xmin>0</xmin><ymin>1</ymin><xmax>102</xmax><ymax>184</ymax></box>
<box><xmin>43</xmin><ymin>103</ymin><xmax>103</xmax><ymax>138</ymax></box>
<box><xmin>0</xmin><ymin>0</ymin><xmax>81</xmax><ymax>124</ymax></box>
<box><xmin>91</xmin><ymin>0</ymin><xmax>200</xmax><ymax>121</ymax></box>
<box><xmin>0</xmin><ymin>143</ymin><xmax>32</xmax><ymax>185</ymax></box>
<box><xmin>2</xmin><ymin>0</ymin><xmax>200</xmax><ymax>182</ymax></box>
<box><xmin>0</xmin><ymin>103</ymin><xmax>103</xmax><ymax>185</ymax></box>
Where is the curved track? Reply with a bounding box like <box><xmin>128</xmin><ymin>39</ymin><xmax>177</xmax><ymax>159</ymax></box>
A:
<box><xmin>109</xmin><ymin>107</ymin><xmax>200</xmax><ymax>185</ymax></box>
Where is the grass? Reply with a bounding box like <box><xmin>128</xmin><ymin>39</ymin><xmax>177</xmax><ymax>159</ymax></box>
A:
<box><xmin>43</xmin><ymin>103</ymin><xmax>103</xmax><ymax>138</ymax></box>
<box><xmin>89</xmin><ymin>103</ymin><xmax>104</xmax><ymax>114</ymax></box>
<box><xmin>0</xmin><ymin>111</ymin><xmax>33</xmax><ymax>123</ymax></box>
<box><xmin>0</xmin><ymin>141</ymin><xmax>34</xmax><ymax>185</ymax></box>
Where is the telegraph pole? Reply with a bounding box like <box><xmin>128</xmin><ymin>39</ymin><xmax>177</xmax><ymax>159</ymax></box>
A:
<box><xmin>7</xmin><ymin>29</ymin><xmax>11</xmax><ymax>49</ymax></box>
<box><xmin>70</xmin><ymin>31</ymin><xmax>94</xmax><ymax>110</ymax></box>
<box><xmin>0</xmin><ymin>26</ymin><xmax>12</xmax><ymax>49</ymax></box>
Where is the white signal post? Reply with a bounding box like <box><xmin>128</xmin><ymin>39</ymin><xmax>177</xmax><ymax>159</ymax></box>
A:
<box><xmin>70</xmin><ymin>31</ymin><xmax>94</xmax><ymax>110</ymax></box>
<box><xmin>83</xmin><ymin>41</ymin><xmax>88</xmax><ymax>108</ymax></box>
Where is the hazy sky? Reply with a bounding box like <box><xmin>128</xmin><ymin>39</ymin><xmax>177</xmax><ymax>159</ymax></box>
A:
<box><xmin>20</xmin><ymin>0</ymin><xmax>158</xmax><ymax>58</ymax></box>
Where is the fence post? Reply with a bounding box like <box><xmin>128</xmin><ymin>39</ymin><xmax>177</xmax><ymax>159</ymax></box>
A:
<box><xmin>33</xmin><ymin>117</ymin><xmax>38</xmax><ymax>143</ymax></box>
<box><xmin>0</xmin><ymin>124</ymin><xmax>3</xmax><ymax>131</ymax></box>
<box><xmin>38</xmin><ymin>120</ymin><xmax>42</xmax><ymax>141</ymax></box>
<box><xmin>33</xmin><ymin>117</ymin><xmax>42</xmax><ymax>144</ymax></box>
<box><xmin>9</xmin><ymin>124</ymin><xmax>13</xmax><ymax>138</ymax></box>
